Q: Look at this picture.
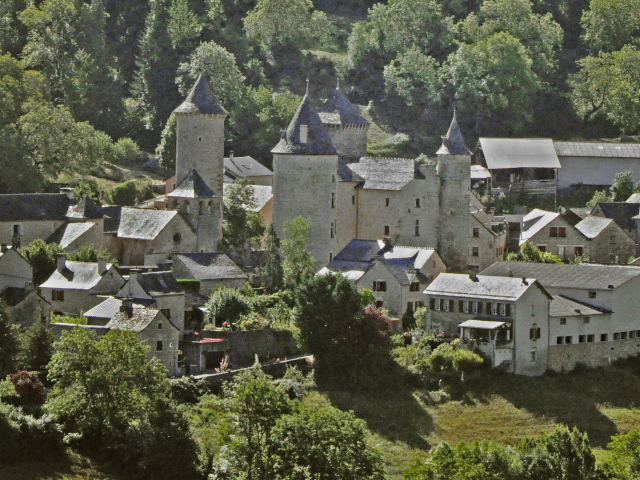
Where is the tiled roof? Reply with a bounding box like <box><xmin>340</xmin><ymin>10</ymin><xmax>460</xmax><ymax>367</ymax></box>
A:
<box><xmin>84</xmin><ymin>296</ymin><xmax>145</xmax><ymax>319</ymax></box>
<box><xmin>224</xmin><ymin>156</ymin><xmax>273</xmax><ymax>179</ymax></box>
<box><xmin>574</xmin><ymin>216</ymin><xmax>613</xmax><ymax>239</ymax></box>
<box><xmin>480</xmin><ymin>262</ymin><xmax>640</xmax><ymax>290</ymax></box>
<box><xmin>168</xmin><ymin>169</ymin><xmax>215</xmax><ymax>198</ymax></box>
<box><xmin>107</xmin><ymin>307</ymin><xmax>162</xmax><ymax>333</ymax></box>
<box><xmin>40</xmin><ymin>261</ymin><xmax>114</xmax><ymax>290</ymax></box>
<box><xmin>174</xmin><ymin>253</ymin><xmax>247</xmax><ymax>281</ymax></box>
<box><xmin>0</xmin><ymin>193</ymin><xmax>70</xmax><ymax>222</ymax></box>
<box><xmin>271</xmin><ymin>92</ymin><xmax>337</xmax><ymax>155</ymax></box>
<box><xmin>425</xmin><ymin>273</ymin><xmax>547</xmax><ymax>301</ymax></box>
<box><xmin>591</xmin><ymin>202</ymin><xmax>640</xmax><ymax>230</ymax></box>
<box><xmin>347</xmin><ymin>157</ymin><xmax>417</xmax><ymax>190</ymax></box>
<box><xmin>173</xmin><ymin>74</ymin><xmax>228</xmax><ymax>115</ymax></box>
<box><xmin>138</xmin><ymin>271</ymin><xmax>183</xmax><ymax>295</ymax></box>
<box><xmin>318</xmin><ymin>83</ymin><xmax>368</xmax><ymax>126</ymax></box>
<box><xmin>117</xmin><ymin>208</ymin><xmax>178</xmax><ymax>240</ymax></box>
<box><xmin>554</xmin><ymin>141</ymin><xmax>640</xmax><ymax>158</ymax></box>
<box><xmin>549</xmin><ymin>295</ymin><xmax>605</xmax><ymax>317</ymax></box>
<box><xmin>66</xmin><ymin>196</ymin><xmax>102</xmax><ymax>219</ymax></box>
<box><xmin>437</xmin><ymin>111</ymin><xmax>471</xmax><ymax>155</ymax></box>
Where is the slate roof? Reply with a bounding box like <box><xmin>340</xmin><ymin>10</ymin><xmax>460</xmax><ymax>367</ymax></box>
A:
<box><xmin>550</xmin><ymin>295</ymin><xmax>605</xmax><ymax>317</ymax></box>
<box><xmin>480</xmin><ymin>262</ymin><xmax>640</xmax><ymax>290</ymax></box>
<box><xmin>471</xmin><ymin>165</ymin><xmax>491</xmax><ymax>179</ymax></box>
<box><xmin>221</xmin><ymin>184</ymin><xmax>272</xmax><ymax>212</ymax></box>
<box><xmin>175</xmin><ymin>253</ymin><xmax>248</xmax><ymax>281</ymax></box>
<box><xmin>574</xmin><ymin>216</ymin><xmax>613</xmax><ymax>239</ymax></box>
<box><xmin>333</xmin><ymin>239</ymin><xmax>387</xmax><ymax>263</ymax></box>
<box><xmin>173</xmin><ymin>74</ymin><xmax>228</xmax><ymax>115</ymax></box>
<box><xmin>101</xmin><ymin>205</ymin><xmax>122</xmax><ymax>232</ymax></box>
<box><xmin>117</xmin><ymin>208</ymin><xmax>179</xmax><ymax>240</ymax></box>
<box><xmin>520</xmin><ymin>209</ymin><xmax>559</xmax><ymax>244</ymax></box>
<box><xmin>554</xmin><ymin>141</ymin><xmax>640</xmax><ymax>158</ymax></box>
<box><xmin>425</xmin><ymin>273</ymin><xmax>547</xmax><ymax>300</ymax></box>
<box><xmin>168</xmin><ymin>169</ymin><xmax>215</xmax><ymax>198</ymax></box>
<box><xmin>40</xmin><ymin>261</ymin><xmax>113</xmax><ymax>290</ymax></box>
<box><xmin>271</xmin><ymin>91</ymin><xmax>337</xmax><ymax>155</ymax></box>
<box><xmin>84</xmin><ymin>296</ymin><xmax>146</xmax><ymax>319</ymax></box>
<box><xmin>0</xmin><ymin>193</ymin><xmax>70</xmax><ymax>221</ymax></box>
<box><xmin>224</xmin><ymin>156</ymin><xmax>273</xmax><ymax>180</ymax></box>
<box><xmin>436</xmin><ymin>111</ymin><xmax>471</xmax><ymax>155</ymax></box>
<box><xmin>458</xmin><ymin>319</ymin><xmax>506</xmax><ymax>330</ymax></box>
<box><xmin>592</xmin><ymin>202</ymin><xmax>640</xmax><ymax>230</ymax></box>
<box><xmin>47</xmin><ymin>222</ymin><xmax>97</xmax><ymax>249</ymax></box>
<box><xmin>479</xmin><ymin>138</ymin><xmax>560</xmax><ymax>169</ymax></box>
<box><xmin>66</xmin><ymin>196</ymin><xmax>102</xmax><ymax>219</ymax></box>
<box><xmin>138</xmin><ymin>271</ymin><xmax>183</xmax><ymax>296</ymax></box>
<box><xmin>347</xmin><ymin>157</ymin><xmax>417</xmax><ymax>190</ymax></box>
<box><xmin>107</xmin><ymin>307</ymin><xmax>163</xmax><ymax>333</ymax></box>
<box><xmin>567</xmin><ymin>207</ymin><xmax>592</xmax><ymax>219</ymax></box>
<box><xmin>318</xmin><ymin>83</ymin><xmax>368</xmax><ymax>126</ymax></box>
<box><xmin>1</xmin><ymin>287</ymin><xmax>33</xmax><ymax>307</ymax></box>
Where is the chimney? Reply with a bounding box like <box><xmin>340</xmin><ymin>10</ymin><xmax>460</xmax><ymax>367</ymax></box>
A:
<box><xmin>469</xmin><ymin>273</ymin><xmax>479</xmax><ymax>282</ymax></box>
<box><xmin>0</xmin><ymin>243</ymin><xmax>7</xmax><ymax>253</ymax></box>
<box><xmin>56</xmin><ymin>253</ymin><xmax>67</xmax><ymax>272</ymax></box>
<box><xmin>59</xmin><ymin>187</ymin><xmax>74</xmax><ymax>200</ymax></box>
<box><xmin>299</xmin><ymin>125</ymin><xmax>308</xmax><ymax>144</ymax></box>
<box><xmin>229</xmin><ymin>150</ymin><xmax>234</xmax><ymax>161</ymax></box>
<box><xmin>120</xmin><ymin>298</ymin><xmax>134</xmax><ymax>317</ymax></box>
<box><xmin>98</xmin><ymin>257</ymin><xmax>107</xmax><ymax>275</ymax></box>
<box><xmin>522</xmin><ymin>277</ymin><xmax>528</xmax><ymax>286</ymax></box>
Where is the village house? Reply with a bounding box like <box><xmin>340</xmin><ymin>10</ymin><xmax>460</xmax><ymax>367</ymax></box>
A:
<box><xmin>224</xmin><ymin>152</ymin><xmax>273</xmax><ymax>186</ymax></box>
<box><xmin>107</xmin><ymin>302</ymin><xmax>180</xmax><ymax>374</ymax></box>
<box><xmin>39</xmin><ymin>254</ymin><xmax>125</xmax><ymax>316</ymax></box>
<box><xmin>481</xmin><ymin>262</ymin><xmax>640</xmax><ymax>371</ymax></box>
<box><xmin>0</xmin><ymin>245</ymin><xmax>32</xmax><ymax>292</ymax></box>
<box><xmin>519</xmin><ymin>208</ymin><xmax>635</xmax><ymax>263</ymax></box>
<box><xmin>424</xmin><ymin>273</ymin><xmax>552</xmax><ymax>376</ymax></box>
<box><xmin>468</xmin><ymin>194</ymin><xmax>508</xmax><ymax>271</ymax></box>
<box><xmin>318</xmin><ymin>239</ymin><xmax>447</xmax><ymax>317</ymax></box>
<box><xmin>590</xmin><ymin>202</ymin><xmax>640</xmax><ymax>245</ymax></box>
<box><xmin>1</xmin><ymin>287</ymin><xmax>50</xmax><ymax>327</ymax></box>
<box><xmin>83</xmin><ymin>296</ymin><xmax>147</xmax><ymax>326</ymax></box>
<box><xmin>172</xmin><ymin>253</ymin><xmax>248</xmax><ymax>296</ymax></box>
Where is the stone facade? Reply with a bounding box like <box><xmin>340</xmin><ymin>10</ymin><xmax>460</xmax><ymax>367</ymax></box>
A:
<box><xmin>136</xmin><ymin>312</ymin><xmax>180</xmax><ymax>374</ymax></box>
<box><xmin>468</xmin><ymin>210</ymin><xmax>507</xmax><ymax>272</ymax></box>
<box><xmin>0</xmin><ymin>247</ymin><xmax>32</xmax><ymax>292</ymax></box>
<box><xmin>548</xmin><ymin>337</ymin><xmax>640</xmax><ymax>372</ymax></box>
<box><xmin>324</xmin><ymin>124</ymin><xmax>369</xmax><ymax>157</ymax></box>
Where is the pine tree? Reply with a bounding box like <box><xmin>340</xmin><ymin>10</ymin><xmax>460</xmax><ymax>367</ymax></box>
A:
<box><xmin>261</xmin><ymin>224</ymin><xmax>283</xmax><ymax>293</ymax></box>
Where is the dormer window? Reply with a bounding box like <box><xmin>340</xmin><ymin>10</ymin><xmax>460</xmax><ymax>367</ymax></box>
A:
<box><xmin>300</xmin><ymin>125</ymin><xmax>308</xmax><ymax>144</ymax></box>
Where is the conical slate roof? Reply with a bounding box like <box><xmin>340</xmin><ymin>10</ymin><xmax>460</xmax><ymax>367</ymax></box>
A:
<box><xmin>174</xmin><ymin>74</ymin><xmax>228</xmax><ymax>115</ymax></box>
<box><xmin>436</xmin><ymin>110</ymin><xmax>471</xmax><ymax>155</ymax></box>
<box><xmin>318</xmin><ymin>81</ymin><xmax>368</xmax><ymax>126</ymax></box>
<box><xmin>66</xmin><ymin>195</ymin><xmax>103</xmax><ymax>219</ymax></box>
<box><xmin>271</xmin><ymin>90</ymin><xmax>337</xmax><ymax>155</ymax></box>
<box><xmin>168</xmin><ymin>169</ymin><xmax>215</xmax><ymax>198</ymax></box>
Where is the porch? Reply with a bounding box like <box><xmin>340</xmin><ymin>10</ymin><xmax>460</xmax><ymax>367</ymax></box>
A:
<box><xmin>459</xmin><ymin>319</ymin><xmax>514</xmax><ymax>371</ymax></box>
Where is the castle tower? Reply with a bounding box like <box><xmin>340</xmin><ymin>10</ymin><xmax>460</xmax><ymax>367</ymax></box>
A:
<box><xmin>168</xmin><ymin>75</ymin><xmax>227</xmax><ymax>252</ymax></box>
<box><xmin>318</xmin><ymin>80</ymin><xmax>369</xmax><ymax>158</ymax></box>
<box><xmin>436</xmin><ymin>111</ymin><xmax>471</xmax><ymax>273</ymax></box>
<box><xmin>272</xmin><ymin>83</ymin><xmax>339</xmax><ymax>267</ymax></box>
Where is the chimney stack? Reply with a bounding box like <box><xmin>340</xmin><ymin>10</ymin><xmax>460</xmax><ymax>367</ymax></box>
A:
<box><xmin>0</xmin><ymin>243</ymin><xmax>7</xmax><ymax>253</ymax></box>
<box><xmin>229</xmin><ymin>150</ymin><xmax>234</xmax><ymax>161</ymax></box>
<box><xmin>120</xmin><ymin>298</ymin><xmax>134</xmax><ymax>317</ymax></box>
<box><xmin>98</xmin><ymin>257</ymin><xmax>107</xmax><ymax>275</ymax></box>
<box><xmin>59</xmin><ymin>187</ymin><xmax>74</xmax><ymax>200</ymax></box>
<box><xmin>56</xmin><ymin>253</ymin><xmax>67</xmax><ymax>272</ymax></box>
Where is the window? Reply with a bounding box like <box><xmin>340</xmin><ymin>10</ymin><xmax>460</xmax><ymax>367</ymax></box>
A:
<box><xmin>550</xmin><ymin>227</ymin><xmax>566</xmax><ymax>237</ymax></box>
<box><xmin>415</xmin><ymin>301</ymin><xmax>424</xmax><ymax>310</ymax></box>
<box><xmin>407</xmin><ymin>302</ymin><xmax>413</xmax><ymax>313</ymax></box>
<box><xmin>158</xmin><ymin>322</ymin><xmax>163</xmax><ymax>330</ymax></box>
<box><xmin>631</xmin><ymin>331</ymin><xmax>637</xmax><ymax>339</ymax></box>
<box><xmin>330</xmin><ymin>223</ymin><xmax>334</xmax><ymax>238</ymax></box>
<box><xmin>352</xmin><ymin>195</ymin><xmax>356</xmax><ymax>205</ymax></box>
<box><xmin>410</xmin><ymin>281</ymin><xmax>420</xmax><ymax>292</ymax></box>
<box><xmin>550</xmin><ymin>227</ymin><xmax>558</xmax><ymax>237</ymax></box>
<box><xmin>565</xmin><ymin>336</ymin><xmax>573</xmax><ymax>344</ymax></box>
<box><xmin>331</xmin><ymin>193</ymin><xmax>335</xmax><ymax>208</ymax></box>
<box><xmin>463</xmin><ymin>300</ymin><xmax>470</xmax><ymax>313</ymax></box>
<box><xmin>537</xmin><ymin>245</ymin><xmax>547</xmax><ymax>253</ymax></box>
<box><xmin>530</xmin><ymin>324</ymin><xmax>541</xmax><ymax>340</ymax></box>
<box><xmin>384</xmin><ymin>225</ymin><xmax>390</xmax><ymax>236</ymax></box>
<box><xmin>52</xmin><ymin>290</ymin><xmax>64</xmax><ymax>301</ymax></box>
<box><xmin>500</xmin><ymin>303</ymin><xmax>508</xmax><ymax>316</ymax></box>
<box><xmin>472</xmin><ymin>247</ymin><xmax>479</xmax><ymax>257</ymax></box>
<box><xmin>614</xmin><ymin>332</ymin><xmax>621</xmax><ymax>340</ymax></box>
<box><xmin>559</xmin><ymin>318</ymin><xmax>566</xmax><ymax>325</ymax></box>
<box><xmin>173</xmin><ymin>233</ymin><xmax>182</xmax><ymax>244</ymax></box>
<box><xmin>443</xmin><ymin>299</ymin><xmax>450</xmax><ymax>312</ymax></box>
<box><xmin>433</xmin><ymin>261</ymin><xmax>436</xmax><ymax>268</ymax></box>
<box><xmin>492</xmin><ymin>303</ymin><xmax>498</xmax><ymax>315</ymax></box>
<box><xmin>530</xmin><ymin>349</ymin><xmax>537</xmax><ymax>362</ymax></box>
<box><xmin>472</xmin><ymin>301</ymin><xmax>478</xmax><ymax>314</ymax></box>
<box><xmin>415</xmin><ymin>198</ymin><xmax>421</xmax><ymax>208</ymax></box>
<box><xmin>11</xmin><ymin>224</ymin><xmax>22</xmax><ymax>236</ymax></box>
<box><xmin>601</xmin><ymin>333</ymin><xmax>608</xmax><ymax>342</ymax></box>
<box><xmin>430</xmin><ymin>298</ymin><xmax>435</xmax><ymax>310</ymax></box>
<box><xmin>156</xmin><ymin>341</ymin><xmax>163</xmax><ymax>351</ymax></box>
<box><xmin>376</xmin><ymin>300</ymin><xmax>384</xmax><ymax>308</ymax></box>
<box><xmin>579</xmin><ymin>335</ymin><xmax>586</xmax><ymax>343</ymax></box>
<box><xmin>587</xmin><ymin>334</ymin><xmax>595</xmax><ymax>342</ymax></box>
<box><xmin>198</xmin><ymin>137</ymin><xmax>202</xmax><ymax>141</ymax></box>
<box><xmin>574</xmin><ymin>246</ymin><xmax>584</xmax><ymax>256</ymax></box>
<box><xmin>415</xmin><ymin>220</ymin><xmax>420</xmax><ymax>236</ymax></box>
<box><xmin>558</xmin><ymin>227</ymin><xmax>566</xmax><ymax>237</ymax></box>
<box><xmin>557</xmin><ymin>336</ymin><xmax>565</xmax><ymax>344</ymax></box>
<box><xmin>332</xmin><ymin>174</ymin><xmax>335</xmax><ymax>183</ymax></box>
<box><xmin>584</xmin><ymin>316</ymin><xmax>590</xmax><ymax>324</ymax></box>
<box><xmin>621</xmin><ymin>331</ymin><xmax>628</xmax><ymax>340</ymax></box>
<box><xmin>385</xmin><ymin>198</ymin><xmax>390</xmax><ymax>207</ymax></box>
<box><xmin>372</xmin><ymin>281</ymin><xmax>387</xmax><ymax>292</ymax></box>
<box><xmin>588</xmin><ymin>291</ymin><xmax>596</xmax><ymax>299</ymax></box>
<box><xmin>473</xmin><ymin>227</ymin><xmax>480</xmax><ymax>238</ymax></box>
<box><xmin>329</xmin><ymin>253</ymin><xmax>332</xmax><ymax>262</ymax></box>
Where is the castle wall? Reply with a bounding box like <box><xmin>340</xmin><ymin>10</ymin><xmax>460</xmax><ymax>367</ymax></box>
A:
<box><xmin>272</xmin><ymin>154</ymin><xmax>338</xmax><ymax>267</ymax></box>
<box><xmin>325</xmin><ymin>124</ymin><xmax>368</xmax><ymax>157</ymax></box>
<box><xmin>334</xmin><ymin>181</ymin><xmax>358</xmax><ymax>254</ymax></box>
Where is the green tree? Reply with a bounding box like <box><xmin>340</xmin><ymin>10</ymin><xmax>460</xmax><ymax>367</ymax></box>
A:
<box><xmin>506</xmin><ymin>240</ymin><xmax>563</xmax><ymax>264</ymax></box>
<box><xmin>610</xmin><ymin>170</ymin><xmax>635</xmax><ymax>202</ymax></box>
<box><xmin>222</xmin><ymin>179</ymin><xmax>266</xmax><ymax>250</ymax></box>
<box><xmin>360</xmin><ymin>288</ymin><xmax>376</xmax><ymax>308</ymax></box>
<box><xmin>271</xmin><ymin>406</ymin><xmax>385</xmax><ymax>480</ymax></box>
<box><xmin>67</xmin><ymin>243</ymin><xmax>115</xmax><ymax>264</ymax></box>
<box><xmin>605</xmin><ymin>429</ymin><xmax>640</xmax><ymax>479</ymax></box>
<box><xmin>205</xmin><ymin>286</ymin><xmax>253</xmax><ymax>328</ymax></box>
<box><xmin>19</xmin><ymin>239</ymin><xmax>64</xmax><ymax>285</ymax></box>
<box><xmin>167</xmin><ymin>0</ymin><xmax>202</xmax><ymax>53</ymax></box>
<box><xmin>156</xmin><ymin>113</ymin><xmax>177</xmax><ymax>171</ymax></box>
<box><xmin>281</xmin><ymin>216</ymin><xmax>316</xmax><ymax>288</ymax></box>
<box><xmin>0</xmin><ymin>300</ymin><xmax>19</xmax><ymax>375</ymax></box>
<box><xmin>581</xmin><ymin>0</ymin><xmax>640</xmax><ymax>52</ymax></box>
<box><xmin>442</xmin><ymin>32</ymin><xmax>542</xmax><ymax>134</ymax></box>
<box><xmin>261</xmin><ymin>224</ymin><xmax>283</xmax><ymax>294</ymax></box>
<box><xmin>586</xmin><ymin>189</ymin><xmax>610</xmax><ymax>208</ymax></box>
<box><xmin>18</xmin><ymin>320</ymin><xmax>54</xmax><ymax>373</ymax></box>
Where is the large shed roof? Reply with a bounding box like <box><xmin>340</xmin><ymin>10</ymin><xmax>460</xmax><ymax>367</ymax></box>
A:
<box><xmin>479</xmin><ymin>138</ymin><xmax>560</xmax><ymax>170</ymax></box>
<box><xmin>554</xmin><ymin>141</ymin><xmax>640</xmax><ymax>158</ymax></box>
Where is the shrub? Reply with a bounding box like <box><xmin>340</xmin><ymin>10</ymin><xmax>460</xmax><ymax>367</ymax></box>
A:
<box><xmin>205</xmin><ymin>287</ymin><xmax>253</xmax><ymax>328</ymax></box>
<box><xmin>50</xmin><ymin>314</ymin><xmax>88</xmax><ymax>325</ymax></box>
<box><xmin>452</xmin><ymin>349</ymin><xmax>485</xmax><ymax>373</ymax></box>
<box><xmin>9</xmin><ymin>371</ymin><xmax>46</xmax><ymax>405</ymax></box>
<box><xmin>273</xmin><ymin>366</ymin><xmax>315</xmax><ymax>400</ymax></box>
<box><xmin>109</xmin><ymin>179</ymin><xmax>154</xmax><ymax>206</ymax></box>
<box><xmin>112</xmin><ymin>138</ymin><xmax>141</xmax><ymax>165</ymax></box>
<box><xmin>429</xmin><ymin>342</ymin><xmax>484</xmax><ymax>373</ymax></box>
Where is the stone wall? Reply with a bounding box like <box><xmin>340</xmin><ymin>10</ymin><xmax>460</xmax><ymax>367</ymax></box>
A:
<box><xmin>548</xmin><ymin>337</ymin><xmax>640</xmax><ymax>372</ymax></box>
<box><xmin>0</xmin><ymin>249</ymin><xmax>32</xmax><ymax>292</ymax></box>
<box><xmin>325</xmin><ymin>124</ymin><xmax>368</xmax><ymax>157</ymax></box>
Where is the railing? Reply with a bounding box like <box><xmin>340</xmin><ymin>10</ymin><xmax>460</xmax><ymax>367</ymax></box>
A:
<box><xmin>507</xmin><ymin>179</ymin><xmax>557</xmax><ymax>195</ymax></box>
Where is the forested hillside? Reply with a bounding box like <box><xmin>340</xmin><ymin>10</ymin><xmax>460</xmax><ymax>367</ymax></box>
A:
<box><xmin>1</xmin><ymin>0</ymin><xmax>638</xmax><ymax>194</ymax></box>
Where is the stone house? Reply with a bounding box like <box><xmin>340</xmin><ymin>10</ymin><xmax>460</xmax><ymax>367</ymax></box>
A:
<box><xmin>40</xmin><ymin>254</ymin><xmax>125</xmax><ymax>316</ymax></box>
<box><xmin>83</xmin><ymin>296</ymin><xmax>146</xmax><ymax>326</ymax></box>
<box><xmin>0</xmin><ymin>246</ymin><xmax>32</xmax><ymax>292</ymax></box>
<box><xmin>520</xmin><ymin>208</ymin><xmax>635</xmax><ymax>263</ymax></box>
<box><xmin>224</xmin><ymin>153</ymin><xmax>273</xmax><ymax>186</ymax></box>
<box><xmin>590</xmin><ymin>202</ymin><xmax>640</xmax><ymax>243</ymax></box>
<box><xmin>1</xmin><ymin>287</ymin><xmax>50</xmax><ymax>327</ymax></box>
<box><xmin>318</xmin><ymin>239</ymin><xmax>447</xmax><ymax>317</ymax></box>
<box><xmin>424</xmin><ymin>273</ymin><xmax>553</xmax><ymax>376</ymax></box>
<box><xmin>172</xmin><ymin>253</ymin><xmax>248</xmax><ymax>297</ymax></box>
<box><xmin>107</xmin><ymin>303</ymin><xmax>180</xmax><ymax>374</ymax></box>
<box><xmin>116</xmin><ymin>269</ymin><xmax>185</xmax><ymax>332</ymax></box>
<box><xmin>482</xmin><ymin>262</ymin><xmax>640</xmax><ymax>372</ymax></box>
<box><xmin>468</xmin><ymin>194</ymin><xmax>508</xmax><ymax>271</ymax></box>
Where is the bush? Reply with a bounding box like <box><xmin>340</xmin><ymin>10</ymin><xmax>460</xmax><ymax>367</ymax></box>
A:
<box><xmin>109</xmin><ymin>179</ymin><xmax>154</xmax><ymax>206</ymax></box>
<box><xmin>205</xmin><ymin>287</ymin><xmax>253</xmax><ymax>328</ymax></box>
<box><xmin>50</xmin><ymin>314</ymin><xmax>88</xmax><ymax>325</ymax></box>
<box><xmin>9</xmin><ymin>371</ymin><xmax>46</xmax><ymax>405</ymax></box>
<box><xmin>452</xmin><ymin>349</ymin><xmax>485</xmax><ymax>373</ymax></box>
<box><xmin>273</xmin><ymin>366</ymin><xmax>315</xmax><ymax>400</ymax></box>
<box><xmin>112</xmin><ymin>138</ymin><xmax>141</xmax><ymax>165</ymax></box>
<box><xmin>429</xmin><ymin>342</ymin><xmax>485</xmax><ymax>373</ymax></box>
